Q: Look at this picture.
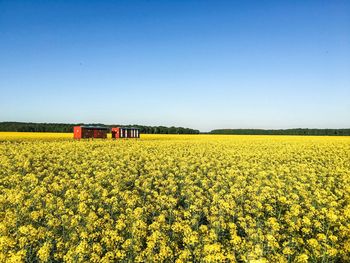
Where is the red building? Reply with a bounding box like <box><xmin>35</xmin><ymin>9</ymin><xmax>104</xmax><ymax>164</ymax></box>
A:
<box><xmin>111</xmin><ymin>127</ymin><xmax>140</xmax><ymax>139</ymax></box>
<box><xmin>73</xmin><ymin>126</ymin><xmax>108</xmax><ymax>139</ymax></box>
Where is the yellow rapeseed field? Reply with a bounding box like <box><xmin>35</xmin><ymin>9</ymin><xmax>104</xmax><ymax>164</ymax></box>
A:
<box><xmin>0</xmin><ymin>132</ymin><xmax>349</xmax><ymax>262</ymax></box>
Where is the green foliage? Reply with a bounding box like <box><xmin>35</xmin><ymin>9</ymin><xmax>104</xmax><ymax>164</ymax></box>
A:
<box><xmin>2</xmin><ymin>122</ymin><xmax>348</xmax><ymax>136</ymax></box>
<box><xmin>0</xmin><ymin>122</ymin><xmax>200</xmax><ymax>134</ymax></box>
<box><xmin>210</xmin><ymin>128</ymin><xmax>350</xmax><ymax>136</ymax></box>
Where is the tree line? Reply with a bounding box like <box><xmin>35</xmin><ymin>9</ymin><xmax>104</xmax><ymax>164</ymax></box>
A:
<box><xmin>1</xmin><ymin>122</ymin><xmax>349</xmax><ymax>136</ymax></box>
<box><xmin>210</xmin><ymin>128</ymin><xmax>350</xmax><ymax>136</ymax></box>
<box><xmin>0</xmin><ymin>122</ymin><xmax>200</xmax><ymax>134</ymax></box>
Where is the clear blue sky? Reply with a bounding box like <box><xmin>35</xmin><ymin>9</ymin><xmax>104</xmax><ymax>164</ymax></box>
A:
<box><xmin>1</xmin><ymin>0</ymin><xmax>349</xmax><ymax>131</ymax></box>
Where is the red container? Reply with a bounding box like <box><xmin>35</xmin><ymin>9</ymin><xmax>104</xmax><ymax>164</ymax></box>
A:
<box><xmin>73</xmin><ymin>126</ymin><xmax>108</xmax><ymax>139</ymax></box>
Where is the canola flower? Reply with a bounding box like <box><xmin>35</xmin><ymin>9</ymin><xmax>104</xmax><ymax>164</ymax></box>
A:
<box><xmin>0</xmin><ymin>132</ymin><xmax>350</xmax><ymax>262</ymax></box>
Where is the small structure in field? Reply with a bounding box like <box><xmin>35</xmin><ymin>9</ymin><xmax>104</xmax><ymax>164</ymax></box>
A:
<box><xmin>74</xmin><ymin>126</ymin><xmax>109</xmax><ymax>139</ymax></box>
<box><xmin>111</xmin><ymin>127</ymin><xmax>140</xmax><ymax>139</ymax></box>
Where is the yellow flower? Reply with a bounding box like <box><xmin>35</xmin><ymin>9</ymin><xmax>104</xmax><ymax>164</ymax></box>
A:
<box><xmin>295</xmin><ymin>253</ymin><xmax>309</xmax><ymax>263</ymax></box>
<box><xmin>282</xmin><ymin>247</ymin><xmax>293</xmax><ymax>255</ymax></box>
<box><xmin>0</xmin><ymin>133</ymin><xmax>349</xmax><ymax>262</ymax></box>
<box><xmin>37</xmin><ymin>242</ymin><xmax>51</xmax><ymax>262</ymax></box>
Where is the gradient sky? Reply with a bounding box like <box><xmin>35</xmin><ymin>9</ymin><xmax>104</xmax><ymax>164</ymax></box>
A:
<box><xmin>1</xmin><ymin>0</ymin><xmax>349</xmax><ymax>131</ymax></box>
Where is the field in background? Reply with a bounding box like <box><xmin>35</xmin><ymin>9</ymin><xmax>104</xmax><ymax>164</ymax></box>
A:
<box><xmin>0</xmin><ymin>132</ymin><xmax>201</xmax><ymax>140</ymax></box>
<box><xmin>0</xmin><ymin>132</ymin><xmax>73</xmax><ymax>140</ymax></box>
<box><xmin>1</xmin><ymin>133</ymin><xmax>350</xmax><ymax>262</ymax></box>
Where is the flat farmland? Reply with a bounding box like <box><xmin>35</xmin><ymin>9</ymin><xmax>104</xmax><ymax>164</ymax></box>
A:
<box><xmin>1</xmin><ymin>133</ymin><xmax>349</xmax><ymax>262</ymax></box>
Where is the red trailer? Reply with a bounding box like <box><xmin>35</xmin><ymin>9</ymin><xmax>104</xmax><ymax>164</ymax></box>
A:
<box><xmin>74</xmin><ymin>126</ymin><xmax>108</xmax><ymax>139</ymax></box>
<box><xmin>111</xmin><ymin>127</ymin><xmax>140</xmax><ymax>139</ymax></box>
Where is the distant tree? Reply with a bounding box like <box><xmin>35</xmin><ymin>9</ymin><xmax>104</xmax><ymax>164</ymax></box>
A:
<box><xmin>209</xmin><ymin>128</ymin><xmax>350</xmax><ymax>136</ymax></box>
<box><xmin>0</xmin><ymin>122</ymin><xmax>200</xmax><ymax>134</ymax></box>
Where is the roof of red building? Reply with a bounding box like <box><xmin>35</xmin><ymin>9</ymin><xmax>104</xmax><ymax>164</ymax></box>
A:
<box><xmin>78</xmin><ymin>126</ymin><xmax>109</xmax><ymax>130</ymax></box>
